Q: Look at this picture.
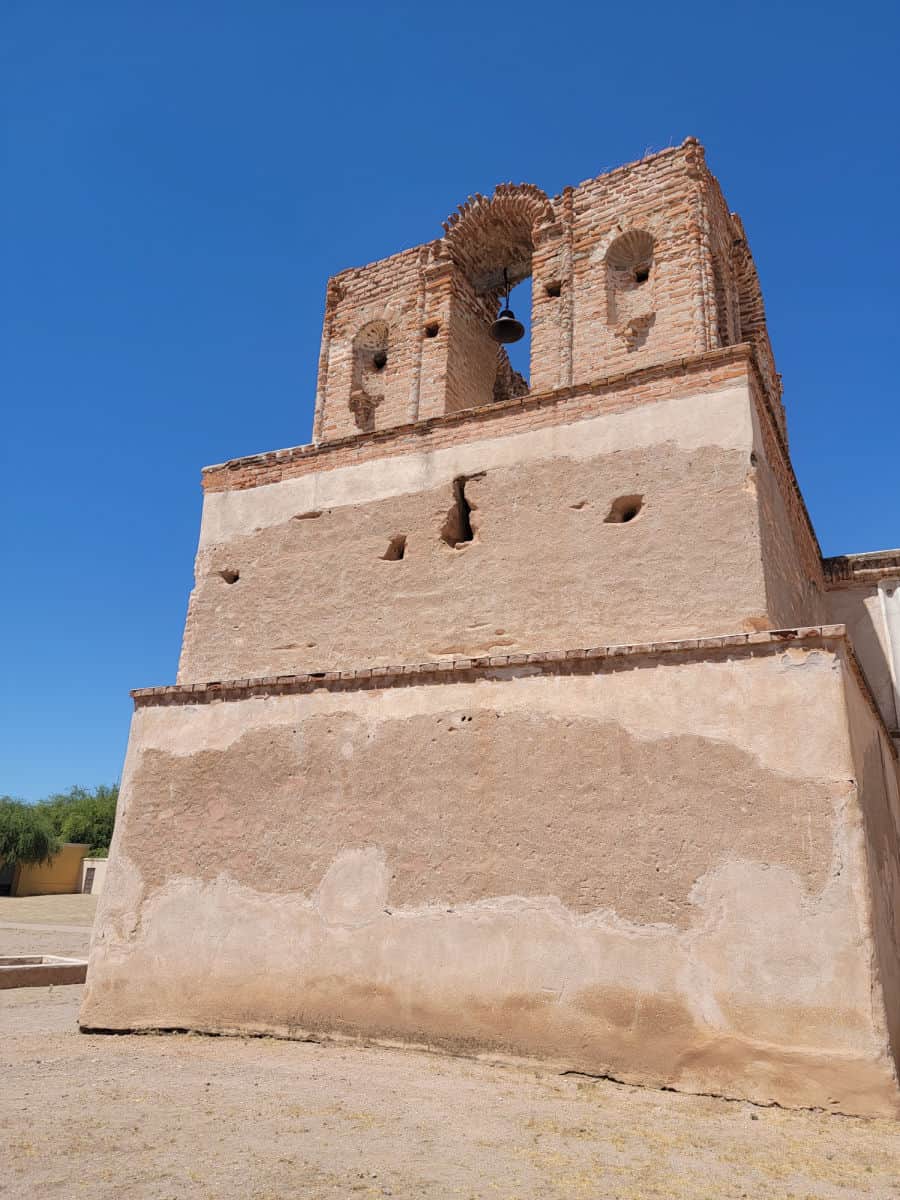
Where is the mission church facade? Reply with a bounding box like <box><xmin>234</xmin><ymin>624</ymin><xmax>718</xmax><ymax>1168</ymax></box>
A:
<box><xmin>82</xmin><ymin>140</ymin><xmax>900</xmax><ymax>1117</ymax></box>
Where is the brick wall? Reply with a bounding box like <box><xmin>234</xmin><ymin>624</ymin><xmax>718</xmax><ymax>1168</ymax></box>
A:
<box><xmin>310</xmin><ymin>140</ymin><xmax>783</xmax><ymax>445</ymax></box>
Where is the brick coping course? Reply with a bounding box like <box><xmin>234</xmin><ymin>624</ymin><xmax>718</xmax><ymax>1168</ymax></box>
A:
<box><xmin>203</xmin><ymin>344</ymin><xmax>756</xmax><ymax>487</ymax></box>
<box><xmin>130</xmin><ymin>624</ymin><xmax>897</xmax><ymax>755</ymax></box>
<box><xmin>824</xmin><ymin>550</ymin><xmax>900</xmax><ymax>587</ymax></box>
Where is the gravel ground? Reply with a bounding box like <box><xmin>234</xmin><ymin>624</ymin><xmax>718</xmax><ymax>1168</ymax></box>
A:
<box><xmin>1</xmin><ymin>899</ymin><xmax>899</xmax><ymax>1200</ymax></box>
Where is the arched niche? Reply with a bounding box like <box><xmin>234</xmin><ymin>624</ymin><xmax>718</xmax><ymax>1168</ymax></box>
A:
<box><xmin>604</xmin><ymin>229</ymin><xmax>657</xmax><ymax>349</ymax></box>
<box><xmin>349</xmin><ymin>319</ymin><xmax>389</xmax><ymax>432</ymax></box>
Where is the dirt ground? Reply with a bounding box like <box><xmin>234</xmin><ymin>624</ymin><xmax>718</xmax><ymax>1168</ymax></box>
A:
<box><xmin>2</xmin><ymin>897</ymin><xmax>899</xmax><ymax>1199</ymax></box>
<box><xmin>0</xmin><ymin>893</ymin><xmax>98</xmax><ymax>927</ymax></box>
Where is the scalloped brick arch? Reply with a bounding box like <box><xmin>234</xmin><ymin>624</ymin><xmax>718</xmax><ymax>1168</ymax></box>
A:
<box><xmin>604</xmin><ymin>228</ymin><xmax>656</xmax><ymax>271</ymax></box>
<box><xmin>442</xmin><ymin>183</ymin><xmax>555</xmax><ymax>295</ymax></box>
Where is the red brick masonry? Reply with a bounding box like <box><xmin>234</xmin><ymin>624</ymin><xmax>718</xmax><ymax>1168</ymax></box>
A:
<box><xmin>824</xmin><ymin>551</ymin><xmax>900</xmax><ymax>587</ymax></box>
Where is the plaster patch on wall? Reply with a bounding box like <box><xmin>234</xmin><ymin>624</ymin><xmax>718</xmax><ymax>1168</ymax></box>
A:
<box><xmin>315</xmin><ymin>848</ymin><xmax>389</xmax><ymax>927</ymax></box>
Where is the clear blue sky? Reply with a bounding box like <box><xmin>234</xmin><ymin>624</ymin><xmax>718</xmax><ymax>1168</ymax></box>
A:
<box><xmin>2</xmin><ymin>1</ymin><xmax>898</xmax><ymax>800</ymax></box>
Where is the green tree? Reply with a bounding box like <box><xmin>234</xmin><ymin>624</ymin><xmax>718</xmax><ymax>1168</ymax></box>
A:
<box><xmin>37</xmin><ymin>784</ymin><xmax>118</xmax><ymax>855</ymax></box>
<box><xmin>0</xmin><ymin>798</ymin><xmax>61</xmax><ymax>867</ymax></box>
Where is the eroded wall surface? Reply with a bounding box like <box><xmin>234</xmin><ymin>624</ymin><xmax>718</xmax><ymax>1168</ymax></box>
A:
<box><xmin>179</xmin><ymin>383</ymin><xmax>773</xmax><ymax>683</ymax></box>
<box><xmin>749</xmin><ymin>394</ymin><xmax>827</xmax><ymax>631</ymax></box>
<box><xmin>82</xmin><ymin>643</ymin><xmax>900</xmax><ymax>1116</ymax></box>
<box><xmin>843</xmin><ymin>658</ymin><xmax>900</xmax><ymax>1075</ymax></box>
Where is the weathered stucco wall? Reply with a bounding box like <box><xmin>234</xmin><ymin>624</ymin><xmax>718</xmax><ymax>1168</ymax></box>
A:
<box><xmin>82</xmin><ymin>642</ymin><xmax>900</xmax><ymax>1116</ymax></box>
<box><xmin>842</xmin><ymin>657</ymin><xmax>900</xmax><ymax>1078</ymax></box>
<box><xmin>179</xmin><ymin>383</ymin><xmax>778</xmax><ymax>683</ymax></box>
<box><xmin>749</xmin><ymin>399</ymin><xmax>827</xmax><ymax>632</ymax></box>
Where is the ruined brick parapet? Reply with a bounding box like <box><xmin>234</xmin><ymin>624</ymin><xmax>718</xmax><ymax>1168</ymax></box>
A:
<box><xmin>310</xmin><ymin>140</ymin><xmax>783</xmax><ymax>445</ymax></box>
<box><xmin>824</xmin><ymin>550</ymin><xmax>900</xmax><ymax>586</ymax></box>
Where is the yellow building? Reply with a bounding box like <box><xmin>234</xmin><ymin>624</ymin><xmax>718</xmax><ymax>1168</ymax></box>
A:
<box><xmin>9</xmin><ymin>843</ymin><xmax>91</xmax><ymax>896</ymax></box>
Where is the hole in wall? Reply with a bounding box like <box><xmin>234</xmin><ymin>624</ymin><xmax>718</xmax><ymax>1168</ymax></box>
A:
<box><xmin>604</xmin><ymin>495</ymin><xmax>643</xmax><ymax>524</ymax></box>
<box><xmin>294</xmin><ymin>510</ymin><xmax>323</xmax><ymax>521</ymax></box>
<box><xmin>381</xmin><ymin>535</ymin><xmax>407</xmax><ymax>561</ymax></box>
<box><xmin>633</xmin><ymin>265</ymin><xmax>650</xmax><ymax>284</ymax></box>
<box><xmin>424</xmin><ymin>322</ymin><xmax>440</xmax><ymax>338</ymax></box>
<box><xmin>570</xmin><ymin>499</ymin><xmax>588</xmax><ymax>510</ymax></box>
<box><xmin>545</xmin><ymin>281</ymin><xmax>562</xmax><ymax>298</ymax></box>
<box><xmin>441</xmin><ymin>475</ymin><xmax>481</xmax><ymax>548</ymax></box>
<box><xmin>372</xmin><ymin>350</ymin><xmax>387</xmax><ymax>370</ymax></box>
<box><xmin>219</xmin><ymin>568</ymin><xmax>240</xmax><ymax>584</ymax></box>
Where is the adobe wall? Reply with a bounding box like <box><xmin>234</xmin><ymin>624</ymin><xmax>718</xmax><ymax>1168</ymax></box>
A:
<box><xmin>179</xmin><ymin>377</ymin><xmax>774</xmax><ymax>683</ymax></box>
<box><xmin>85</xmin><ymin>139</ymin><xmax>900</xmax><ymax>1119</ymax></box>
<box><xmin>748</xmin><ymin>375</ymin><xmax>827</xmax><ymax>629</ymax></box>
<box><xmin>81</xmin><ymin>631</ymin><xmax>900</xmax><ymax>1117</ymax></box>
<box><xmin>843</xmin><ymin>652</ymin><xmax>900</xmax><ymax>1079</ymax></box>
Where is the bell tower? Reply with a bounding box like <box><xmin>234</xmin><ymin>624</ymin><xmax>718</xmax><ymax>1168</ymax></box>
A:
<box><xmin>82</xmin><ymin>140</ymin><xmax>900</xmax><ymax>1120</ymax></box>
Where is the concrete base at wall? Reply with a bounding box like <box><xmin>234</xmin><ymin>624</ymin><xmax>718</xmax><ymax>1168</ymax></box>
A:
<box><xmin>80</xmin><ymin>628</ymin><xmax>900</xmax><ymax>1117</ymax></box>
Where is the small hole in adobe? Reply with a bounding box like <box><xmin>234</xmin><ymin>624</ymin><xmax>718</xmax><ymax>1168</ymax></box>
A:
<box><xmin>604</xmin><ymin>495</ymin><xmax>643</xmax><ymax>524</ymax></box>
<box><xmin>545</xmin><ymin>281</ymin><xmax>562</xmax><ymax>298</ymax></box>
<box><xmin>381</xmin><ymin>535</ymin><xmax>406</xmax><ymax>561</ymax></box>
<box><xmin>372</xmin><ymin>350</ymin><xmax>387</xmax><ymax>370</ymax></box>
<box><xmin>424</xmin><ymin>322</ymin><xmax>440</xmax><ymax>338</ymax></box>
<box><xmin>633</xmin><ymin>265</ymin><xmax>650</xmax><ymax>284</ymax></box>
<box><xmin>219</xmin><ymin>568</ymin><xmax>240</xmax><ymax>584</ymax></box>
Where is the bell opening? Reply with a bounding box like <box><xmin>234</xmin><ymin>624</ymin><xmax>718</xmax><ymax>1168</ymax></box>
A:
<box><xmin>495</xmin><ymin>277</ymin><xmax>531</xmax><ymax>379</ymax></box>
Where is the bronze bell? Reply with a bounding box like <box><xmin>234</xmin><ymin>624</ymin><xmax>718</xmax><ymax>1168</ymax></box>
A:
<box><xmin>489</xmin><ymin>268</ymin><xmax>525</xmax><ymax>345</ymax></box>
<box><xmin>490</xmin><ymin>307</ymin><xmax>525</xmax><ymax>345</ymax></box>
